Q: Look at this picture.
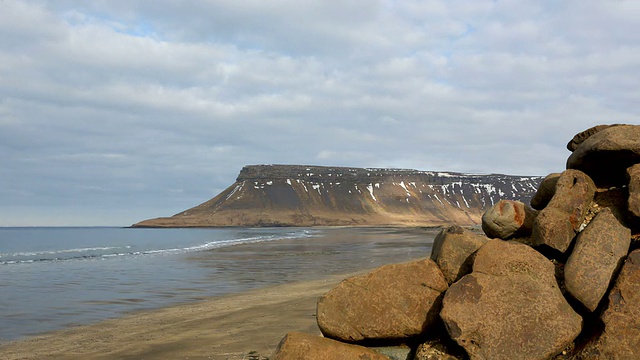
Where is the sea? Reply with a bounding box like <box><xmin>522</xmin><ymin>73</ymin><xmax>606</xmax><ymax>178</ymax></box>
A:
<box><xmin>0</xmin><ymin>226</ymin><xmax>437</xmax><ymax>343</ymax></box>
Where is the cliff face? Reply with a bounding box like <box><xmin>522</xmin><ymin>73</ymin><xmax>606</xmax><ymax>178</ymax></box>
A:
<box><xmin>133</xmin><ymin>165</ymin><xmax>542</xmax><ymax>227</ymax></box>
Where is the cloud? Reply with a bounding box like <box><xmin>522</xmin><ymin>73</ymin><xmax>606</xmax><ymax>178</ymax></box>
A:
<box><xmin>0</xmin><ymin>0</ymin><xmax>638</xmax><ymax>225</ymax></box>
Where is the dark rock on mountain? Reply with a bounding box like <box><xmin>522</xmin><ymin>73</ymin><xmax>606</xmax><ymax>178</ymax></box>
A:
<box><xmin>532</xmin><ymin>169</ymin><xmax>596</xmax><ymax>253</ymax></box>
<box><xmin>316</xmin><ymin>258</ymin><xmax>447</xmax><ymax>342</ymax></box>
<box><xmin>567</xmin><ymin>124</ymin><xmax>640</xmax><ymax>187</ymax></box>
<box><xmin>482</xmin><ymin>199</ymin><xmax>537</xmax><ymax>239</ymax></box>
<box><xmin>564</xmin><ymin>208</ymin><xmax>630</xmax><ymax>312</ymax></box>
<box><xmin>273</xmin><ymin>331</ymin><xmax>391</xmax><ymax>360</ymax></box>
<box><xmin>440</xmin><ymin>240</ymin><xmax>582</xmax><ymax>360</ymax></box>
<box><xmin>133</xmin><ymin>165</ymin><xmax>542</xmax><ymax>227</ymax></box>
<box><xmin>430</xmin><ymin>225</ymin><xmax>488</xmax><ymax>285</ymax></box>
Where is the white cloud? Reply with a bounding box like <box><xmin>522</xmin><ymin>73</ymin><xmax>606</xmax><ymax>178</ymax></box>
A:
<box><xmin>0</xmin><ymin>0</ymin><xmax>638</xmax><ymax>225</ymax></box>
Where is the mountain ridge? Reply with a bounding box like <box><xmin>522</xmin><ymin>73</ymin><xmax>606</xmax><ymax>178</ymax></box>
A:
<box><xmin>133</xmin><ymin>164</ymin><xmax>543</xmax><ymax>228</ymax></box>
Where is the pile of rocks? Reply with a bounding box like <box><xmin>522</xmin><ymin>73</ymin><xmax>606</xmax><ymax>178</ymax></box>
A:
<box><xmin>272</xmin><ymin>124</ymin><xmax>640</xmax><ymax>360</ymax></box>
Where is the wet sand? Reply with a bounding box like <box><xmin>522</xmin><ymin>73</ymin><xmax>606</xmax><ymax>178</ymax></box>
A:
<box><xmin>0</xmin><ymin>272</ymin><xmax>355</xmax><ymax>360</ymax></box>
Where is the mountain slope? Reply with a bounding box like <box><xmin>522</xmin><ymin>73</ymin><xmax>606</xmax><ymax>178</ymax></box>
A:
<box><xmin>133</xmin><ymin>165</ymin><xmax>542</xmax><ymax>227</ymax></box>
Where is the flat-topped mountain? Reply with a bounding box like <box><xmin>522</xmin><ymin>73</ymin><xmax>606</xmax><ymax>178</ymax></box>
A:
<box><xmin>133</xmin><ymin>165</ymin><xmax>542</xmax><ymax>227</ymax></box>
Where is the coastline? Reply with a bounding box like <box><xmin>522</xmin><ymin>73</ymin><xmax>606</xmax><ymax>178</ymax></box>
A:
<box><xmin>0</xmin><ymin>226</ymin><xmax>437</xmax><ymax>359</ymax></box>
<box><xmin>0</xmin><ymin>272</ymin><xmax>358</xmax><ymax>360</ymax></box>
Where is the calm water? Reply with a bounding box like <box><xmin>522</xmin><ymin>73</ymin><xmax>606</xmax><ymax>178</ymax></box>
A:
<box><xmin>0</xmin><ymin>227</ymin><xmax>436</xmax><ymax>342</ymax></box>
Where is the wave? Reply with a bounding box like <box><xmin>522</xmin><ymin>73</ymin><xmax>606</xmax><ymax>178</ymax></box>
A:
<box><xmin>0</xmin><ymin>229</ymin><xmax>319</xmax><ymax>265</ymax></box>
<box><xmin>0</xmin><ymin>246</ymin><xmax>128</xmax><ymax>258</ymax></box>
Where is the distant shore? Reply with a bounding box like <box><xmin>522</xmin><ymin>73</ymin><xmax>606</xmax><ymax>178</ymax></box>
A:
<box><xmin>0</xmin><ymin>272</ymin><xmax>359</xmax><ymax>360</ymax></box>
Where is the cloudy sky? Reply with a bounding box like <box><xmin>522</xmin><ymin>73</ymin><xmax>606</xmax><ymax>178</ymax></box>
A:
<box><xmin>1</xmin><ymin>0</ymin><xmax>638</xmax><ymax>226</ymax></box>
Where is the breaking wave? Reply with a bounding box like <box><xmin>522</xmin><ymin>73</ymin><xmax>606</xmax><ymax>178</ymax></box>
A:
<box><xmin>0</xmin><ymin>229</ymin><xmax>319</xmax><ymax>265</ymax></box>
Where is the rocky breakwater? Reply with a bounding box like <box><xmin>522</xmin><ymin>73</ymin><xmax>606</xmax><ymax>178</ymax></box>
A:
<box><xmin>272</xmin><ymin>124</ymin><xmax>640</xmax><ymax>360</ymax></box>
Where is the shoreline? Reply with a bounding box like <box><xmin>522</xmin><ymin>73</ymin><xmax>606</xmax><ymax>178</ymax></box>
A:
<box><xmin>0</xmin><ymin>271</ymin><xmax>366</xmax><ymax>360</ymax></box>
<box><xmin>0</xmin><ymin>226</ymin><xmax>438</xmax><ymax>359</ymax></box>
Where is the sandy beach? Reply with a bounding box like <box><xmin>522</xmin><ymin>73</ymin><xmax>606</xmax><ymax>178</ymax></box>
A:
<box><xmin>0</xmin><ymin>271</ymin><xmax>361</xmax><ymax>360</ymax></box>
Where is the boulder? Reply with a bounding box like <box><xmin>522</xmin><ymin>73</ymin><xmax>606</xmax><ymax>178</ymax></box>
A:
<box><xmin>627</xmin><ymin>164</ymin><xmax>640</xmax><ymax>218</ymax></box>
<box><xmin>580</xmin><ymin>250</ymin><xmax>640</xmax><ymax>359</ymax></box>
<box><xmin>546</xmin><ymin>169</ymin><xmax>597</xmax><ymax>225</ymax></box>
<box><xmin>567</xmin><ymin>124</ymin><xmax>640</xmax><ymax>186</ymax></box>
<box><xmin>593</xmin><ymin>186</ymin><xmax>629</xmax><ymax>225</ymax></box>
<box><xmin>471</xmin><ymin>239</ymin><xmax>558</xmax><ymax>283</ymax></box>
<box><xmin>532</xmin><ymin>208</ymin><xmax>578</xmax><ymax>254</ymax></box>
<box><xmin>532</xmin><ymin>170</ymin><xmax>596</xmax><ymax>253</ymax></box>
<box><xmin>440</xmin><ymin>240</ymin><xmax>582</xmax><ymax>360</ymax></box>
<box><xmin>430</xmin><ymin>225</ymin><xmax>489</xmax><ymax>284</ymax></box>
<box><xmin>273</xmin><ymin>332</ymin><xmax>391</xmax><ymax>360</ymax></box>
<box><xmin>530</xmin><ymin>173</ymin><xmax>561</xmax><ymax>210</ymax></box>
<box><xmin>316</xmin><ymin>258</ymin><xmax>448</xmax><ymax>342</ymax></box>
<box><xmin>566</xmin><ymin>124</ymin><xmax>622</xmax><ymax>152</ymax></box>
<box><xmin>482</xmin><ymin>200</ymin><xmax>537</xmax><ymax>239</ymax></box>
<box><xmin>564</xmin><ymin>208</ymin><xmax>631</xmax><ymax>311</ymax></box>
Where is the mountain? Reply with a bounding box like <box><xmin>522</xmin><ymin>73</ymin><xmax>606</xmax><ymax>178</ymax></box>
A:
<box><xmin>133</xmin><ymin>164</ymin><xmax>542</xmax><ymax>228</ymax></box>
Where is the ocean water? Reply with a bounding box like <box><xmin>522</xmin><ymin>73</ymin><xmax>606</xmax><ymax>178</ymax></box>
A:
<box><xmin>0</xmin><ymin>226</ymin><xmax>436</xmax><ymax>342</ymax></box>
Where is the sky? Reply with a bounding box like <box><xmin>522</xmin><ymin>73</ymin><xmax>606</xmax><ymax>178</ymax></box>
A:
<box><xmin>1</xmin><ymin>0</ymin><xmax>639</xmax><ymax>226</ymax></box>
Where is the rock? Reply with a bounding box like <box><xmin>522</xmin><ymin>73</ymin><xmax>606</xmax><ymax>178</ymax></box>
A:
<box><xmin>532</xmin><ymin>170</ymin><xmax>596</xmax><ymax>253</ymax></box>
<box><xmin>430</xmin><ymin>225</ymin><xmax>489</xmax><ymax>284</ymax></box>
<box><xmin>316</xmin><ymin>258</ymin><xmax>448</xmax><ymax>342</ymax></box>
<box><xmin>580</xmin><ymin>250</ymin><xmax>640</xmax><ymax>359</ymax></box>
<box><xmin>547</xmin><ymin>169</ymin><xmax>597</xmax><ymax>225</ymax></box>
<box><xmin>482</xmin><ymin>200</ymin><xmax>537</xmax><ymax>239</ymax></box>
<box><xmin>627</xmin><ymin>164</ymin><xmax>640</xmax><ymax>218</ymax></box>
<box><xmin>440</xmin><ymin>240</ymin><xmax>582</xmax><ymax>360</ymax></box>
<box><xmin>564</xmin><ymin>208</ymin><xmax>631</xmax><ymax>311</ymax></box>
<box><xmin>368</xmin><ymin>346</ymin><xmax>412</xmax><ymax>360</ymax></box>
<box><xmin>567</xmin><ymin>124</ymin><xmax>640</xmax><ymax>186</ymax></box>
<box><xmin>471</xmin><ymin>239</ymin><xmax>557</xmax><ymax>283</ymax></box>
<box><xmin>566</xmin><ymin>124</ymin><xmax>622</xmax><ymax>152</ymax></box>
<box><xmin>530</xmin><ymin>173</ymin><xmax>561</xmax><ymax>210</ymax></box>
<box><xmin>414</xmin><ymin>339</ymin><xmax>465</xmax><ymax>360</ymax></box>
<box><xmin>593</xmin><ymin>186</ymin><xmax>629</xmax><ymax>226</ymax></box>
<box><xmin>273</xmin><ymin>332</ymin><xmax>391</xmax><ymax>360</ymax></box>
<box><xmin>532</xmin><ymin>208</ymin><xmax>578</xmax><ymax>254</ymax></box>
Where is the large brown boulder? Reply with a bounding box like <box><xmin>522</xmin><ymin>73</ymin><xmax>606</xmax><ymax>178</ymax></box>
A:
<box><xmin>316</xmin><ymin>258</ymin><xmax>448</xmax><ymax>342</ymax></box>
<box><xmin>440</xmin><ymin>240</ymin><xmax>582</xmax><ymax>360</ymax></box>
<box><xmin>564</xmin><ymin>208</ymin><xmax>631</xmax><ymax>311</ymax></box>
<box><xmin>431</xmin><ymin>225</ymin><xmax>489</xmax><ymax>284</ymax></box>
<box><xmin>532</xmin><ymin>169</ymin><xmax>596</xmax><ymax>253</ymax></box>
<box><xmin>627</xmin><ymin>163</ymin><xmax>640</xmax><ymax>218</ymax></box>
<box><xmin>273</xmin><ymin>332</ymin><xmax>391</xmax><ymax>360</ymax></box>
<box><xmin>532</xmin><ymin>208</ymin><xmax>576</xmax><ymax>253</ymax></box>
<box><xmin>482</xmin><ymin>200</ymin><xmax>537</xmax><ymax>239</ymax></box>
<box><xmin>567</xmin><ymin>124</ymin><xmax>640</xmax><ymax>186</ymax></box>
<box><xmin>566</xmin><ymin>124</ymin><xmax>623</xmax><ymax>152</ymax></box>
<box><xmin>580</xmin><ymin>250</ymin><xmax>640</xmax><ymax>359</ymax></box>
<box><xmin>530</xmin><ymin>173</ymin><xmax>561</xmax><ymax>210</ymax></box>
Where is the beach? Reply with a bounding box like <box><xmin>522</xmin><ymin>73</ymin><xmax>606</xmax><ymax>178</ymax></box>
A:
<box><xmin>0</xmin><ymin>227</ymin><xmax>437</xmax><ymax>359</ymax></box>
<box><xmin>0</xmin><ymin>273</ymin><xmax>354</xmax><ymax>360</ymax></box>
